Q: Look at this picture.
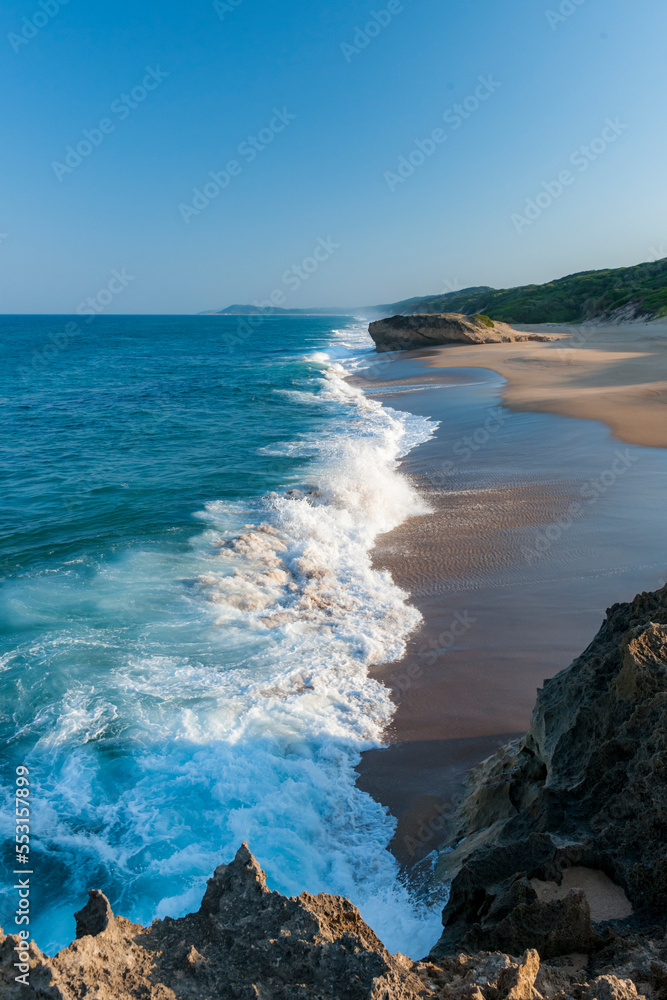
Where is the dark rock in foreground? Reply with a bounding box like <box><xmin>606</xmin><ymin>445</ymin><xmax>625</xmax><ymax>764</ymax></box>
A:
<box><xmin>1</xmin><ymin>586</ymin><xmax>665</xmax><ymax>998</ymax></box>
<box><xmin>428</xmin><ymin>584</ymin><xmax>667</xmax><ymax>987</ymax></box>
<box><xmin>368</xmin><ymin>313</ymin><xmax>553</xmax><ymax>352</ymax></box>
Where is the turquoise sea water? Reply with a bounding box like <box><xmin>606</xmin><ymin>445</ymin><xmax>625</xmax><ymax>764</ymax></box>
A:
<box><xmin>0</xmin><ymin>315</ymin><xmax>442</xmax><ymax>955</ymax></box>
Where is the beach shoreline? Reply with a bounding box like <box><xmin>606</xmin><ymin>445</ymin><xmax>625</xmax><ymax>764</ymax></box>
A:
<box><xmin>352</xmin><ymin>321</ymin><xmax>667</xmax><ymax>868</ymax></box>
<box><xmin>424</xmin><ymin>318</ymin><xmax>667</xmax><ymax>448</ymax></box>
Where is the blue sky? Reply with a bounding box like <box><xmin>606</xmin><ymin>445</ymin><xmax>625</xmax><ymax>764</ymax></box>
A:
<box><xmin>2</xmin><ymin>0</ymin><xmax>666</xmax><ymax>313</ymax></box>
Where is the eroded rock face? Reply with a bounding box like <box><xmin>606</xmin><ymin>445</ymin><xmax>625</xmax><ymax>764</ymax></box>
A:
<box><xmin>367</xmin><ymin>313</ymin><xmax>552</xmax><ymax>352</ymax></box>
<box><xmin>429</xmin><ymin>586</ymin><xmax>667</xmax><ymax>965</ymax></box>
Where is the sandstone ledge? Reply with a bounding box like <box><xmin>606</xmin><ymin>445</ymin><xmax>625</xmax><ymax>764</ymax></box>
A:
<box><xmin>368</xmin><ymin>313</ymin><xmax>553</xmax><ymax>352</ymax></box>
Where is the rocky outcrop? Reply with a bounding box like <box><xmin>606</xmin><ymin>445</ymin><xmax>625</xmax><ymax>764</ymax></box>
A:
<box><xmin>1</xmin><ymin>586</ymin><xmax>665</xmax><ymax>1000</ymax></box>
<box><xmin>3</xmin><ymin>872</ymin><xmax>664</xmax><ymax>1000</ymax></box>
<box><xmin>368</xmin><ymin>313</ymin><xmax>553</xmax><ymax>352</ymax></box>
<box><xmin>3</xmin><ymin>852</ymin><xmax>664</xmax><ymax>999</ymax></box>
<box><xmin>0</xmin><ymin>844</ymin><xmax>425</xmax><ymax>1000</ymax></box>
<box><xmin>428</xmin><ymin>585</ymin><xmax>667</xmax><ymax>972</ymax></box>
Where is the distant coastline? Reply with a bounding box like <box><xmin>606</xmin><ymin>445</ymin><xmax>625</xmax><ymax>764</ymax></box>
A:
<box><xmin>203</xmin><ymin>254</ymin><xmax>667</xmax><ymax>323</ymax></box>
<box><xmin>198</xmin><ymin>306</ymin><xmax>357</xmax><ymax>316</ymax></box>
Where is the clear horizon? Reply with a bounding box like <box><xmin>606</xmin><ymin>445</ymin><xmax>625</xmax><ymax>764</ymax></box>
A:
<box><xmin>2</xmin><ymin>0</ymin><xmax>666</xmax><ymax>314</ymax></box>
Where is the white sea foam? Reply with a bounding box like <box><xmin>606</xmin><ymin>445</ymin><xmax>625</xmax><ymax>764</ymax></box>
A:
<box><xmin>177</xmin><ymin>344</ymin><xmax>442</xmax><ymax>952</ymax></box>
<box><xmin>0</xmin><ymin>322</ymin><xmax>443</xmax><ymax>957</ymax></box>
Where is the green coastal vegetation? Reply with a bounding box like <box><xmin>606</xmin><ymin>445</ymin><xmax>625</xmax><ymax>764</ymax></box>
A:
<box><xmin>379</xmin><ymin>257</ymin><xmax>667</xmax><ymax>323</ymax></box>
<box><xmin>207</xmin><ymin>257</ymin><xmax>667</xmax><ymax>323</ymax></box>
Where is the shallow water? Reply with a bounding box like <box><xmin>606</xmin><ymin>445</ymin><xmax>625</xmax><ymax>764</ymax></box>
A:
<box><xmin>353</xmin><ymin>352</ymin><xmax>667</xmax><ymax>863</ymax></box>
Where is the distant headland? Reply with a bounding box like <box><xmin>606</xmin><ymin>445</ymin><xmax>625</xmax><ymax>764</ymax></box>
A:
<box><xmin>202</xmin><ymin>256</ymin><xmax>667</xmax><ymax>324</ymax></box>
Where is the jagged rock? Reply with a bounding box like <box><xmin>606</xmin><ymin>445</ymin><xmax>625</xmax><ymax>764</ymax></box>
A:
<box><xmin>0</xmin><ymin>844</ymin><xmax>427</xmax><ymax>999</ymax></box>
<box><xmin>0</xmin><ymin>855</ymin><xmax>659</xmax><ymax>1000</ymax></box>
<box><xmin>428</xmin><ymin>586</ymin><xmax>667</xmax><ymax>964</ymax></box>
<box><xmin>499</xmin><ymin>948</ymin><xmax>541</xmax><ymax>999</ymax></box>
<box><xmin>367</xmin><ymin>313</ymin><xmax>552</xmax><ymax>352</ymax></box>
<box><xmin>74</xmin><ymin>888</ymin><xmax>113</xmax><ymax>938</ymax></box>
<box><xmin>417</xmin><ymin>948</ymin><xmax>578</xmax><ymax>1000</ymax></box>
<box><xmin>582</xmin><ymin>976</ymin><xmax>643</xmax><ymax>1000</ymax></box>
<box><xmin>0</xmin><ymin>933</ymin><xmax>64</xmax><ymax>999</ymax></box>
<box><xmin>437</xmin><ymin>874</ymin><xmax>600</xmax><ymax>960</ymax></box>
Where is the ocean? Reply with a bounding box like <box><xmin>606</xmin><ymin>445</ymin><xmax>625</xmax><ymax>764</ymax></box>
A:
<box><xmin>0</xmin><ymin>314</ymin><xmax>442</xmax><ymax>956</ymax></box>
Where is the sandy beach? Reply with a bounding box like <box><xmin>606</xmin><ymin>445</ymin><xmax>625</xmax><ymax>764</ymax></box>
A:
<box><xmin>354</xmin><ymin>320</ymin><xmax>667</xmax><ymax>867</ymax></box>
<box><xmin>426</xmin><ymin>319</ymin><xmax>667</xmax><ymax>448</ymax></box>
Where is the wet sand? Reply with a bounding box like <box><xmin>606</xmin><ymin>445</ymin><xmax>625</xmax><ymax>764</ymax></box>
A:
<box><xmin>425</xmin><ymin>319</ymin><xmax>667</xmax><ymax>448</ymax></box>
<box><xmin>353</xmin><ymin>345</ymin><xmax>667</xmax><ymax>867</ymax></box>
